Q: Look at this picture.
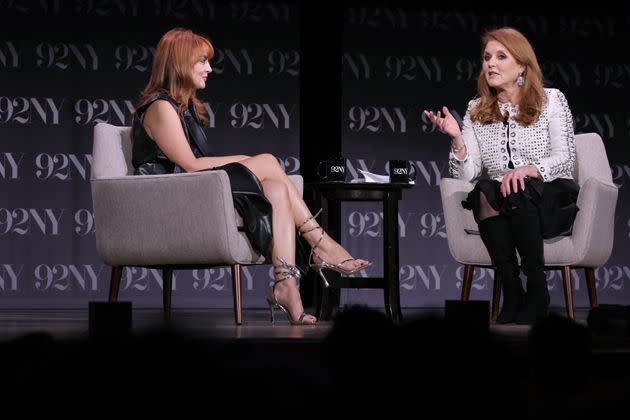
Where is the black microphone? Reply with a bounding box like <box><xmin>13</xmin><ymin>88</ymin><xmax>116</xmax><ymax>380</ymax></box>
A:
<box><xmin>502</xmin><ymin>113</ymin><xmax>509</xmax><ymax>126</ymax></box>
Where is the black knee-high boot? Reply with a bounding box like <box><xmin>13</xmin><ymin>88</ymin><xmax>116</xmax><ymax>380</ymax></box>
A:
<box><xmin>509</xmin><ymin>207</ymin><xmax>550</xmax><ymax>325</ymax></box>
<box><xmin>478</xmin><ymin>215</ymin><xmax>524</xmax><ymax>324</ymax></box>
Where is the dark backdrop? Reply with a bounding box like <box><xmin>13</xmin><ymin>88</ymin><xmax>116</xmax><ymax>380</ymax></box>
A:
<box><xmin>1</xmin><ymin>1</ymin><xmax>628</xmax><ymax>310</ymax></box>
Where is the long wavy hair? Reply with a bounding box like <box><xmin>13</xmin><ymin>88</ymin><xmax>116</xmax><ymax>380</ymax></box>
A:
<box><xmin>470</xmin><ymin>27</ymin><xmax>546</xmax><ymax>126</ymax></box>
<box><xmin>136</xmin><ymin>28</ymin><xmax>214</xmax><ymax>124</ymax></box>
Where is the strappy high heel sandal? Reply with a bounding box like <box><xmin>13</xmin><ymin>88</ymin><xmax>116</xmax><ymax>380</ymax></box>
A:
<box><xmin>297</xmin><ymin>209</ymin><xmax>372</xmax><ymax>288</ymax></box>
<box><xmin>265</xmin><ymin>257</ymin><xmax>317</xmax><ymax>325</ymax></box>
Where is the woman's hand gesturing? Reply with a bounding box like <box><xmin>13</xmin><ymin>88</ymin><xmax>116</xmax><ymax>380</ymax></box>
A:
<box><xmin>424</xmin><ymin>106</ymin><xmax>461</xmax><ymax>140</ymax></box>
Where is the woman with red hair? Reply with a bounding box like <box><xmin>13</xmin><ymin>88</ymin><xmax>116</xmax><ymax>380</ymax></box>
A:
<box><xmin>425</xmin><ymin>27</ymin><xmax>579</xmax><ymax>325</ymax></box>
<box><xmin>132</xmin><ymin>28</ymin><xmax>370</xmax><ymax>325</ymax></box>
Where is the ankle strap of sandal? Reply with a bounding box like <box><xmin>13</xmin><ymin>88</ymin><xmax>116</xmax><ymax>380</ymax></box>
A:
<box><xmin>273</xmin><ymin>256</ymin><xmax>302</xmax><ymax>283</ymax></box>
<box><xmin>297</xmin><ymin>208</ymin><xmax>323</xmax><ymax>235</ymax></box>
<box><xmin>297</xmin><ymin>209</ymin><xmax>325</xmax><ymax>264</ymax></box>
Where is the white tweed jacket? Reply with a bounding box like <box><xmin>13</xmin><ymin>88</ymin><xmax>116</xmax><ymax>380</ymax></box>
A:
<box><xmin>449</xmin><ymin>88</ymin><xmax>575</xmax><ymax>183</ymax></box>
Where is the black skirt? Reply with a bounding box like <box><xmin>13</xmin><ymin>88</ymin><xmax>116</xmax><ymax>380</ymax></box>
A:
<box><xmin>462</xmin><ymin>177</ymin><xmax>580</xmax><ymax>239</ymax></box>
<box><xmin>212</xmin><ymin>162</ymin><xmax>274</xmax><ymax>259</ymax></box>
<box><xmin>205</xmin><ymin>162</ymin><xmax>311</xmax><ymax>275</ymax></box>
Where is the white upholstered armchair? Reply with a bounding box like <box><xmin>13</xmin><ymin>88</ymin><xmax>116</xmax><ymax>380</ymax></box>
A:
<box><xmin>439</xmin><ymin>132</ymin><xmax>618</xmax><ymax>320</ymax></box>
<box><xmin>90</xmin><ymin>122</ymin><xmax>304</xmax><ymax>324</ymax></box>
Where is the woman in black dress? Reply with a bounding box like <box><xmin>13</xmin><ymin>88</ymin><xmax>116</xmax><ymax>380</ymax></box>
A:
<box><xmin>131</xmin><ymin>28</ymin><xmax>371</xmax><ymax>325</ymax></box>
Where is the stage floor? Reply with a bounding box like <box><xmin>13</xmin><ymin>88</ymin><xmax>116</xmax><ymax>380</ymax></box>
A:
<box><xmin>0</xmin><ymin>306</ymin><xmax>595</xmax><ymax>343</ymax></box>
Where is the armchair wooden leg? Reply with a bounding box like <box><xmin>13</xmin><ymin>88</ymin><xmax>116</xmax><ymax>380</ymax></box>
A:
<box><xmin>461</xmin><ymin>264</ymin><xmax>474</xmax><ymax>301</ymax></box>
<box><xmin>561</xmin><ymin>266</ymin><xmax>575</xmax><ymax>320</ymax></box>
<box><xmin>231</xmin><ymin>264</ymin><xmax>243</xmax><ymax>325</ymax></box>
<box><xmin>163</xmin><ymin>268</ymin><xmax>173</xmax><ymax>320</ymax></box>
<box><xmin>491</xmin><ymin>270</ymin><xmax>502</xmax><ymax>322</ymax></box>
<box><xmin>585</xmin><ymin>267</ymin><xmax>598</xmax><ymax>308</ymax></box>
<box><xmin>109</xmin><ymin>266</ymin><xmax>123</xmax><ymax>302</ymax></box>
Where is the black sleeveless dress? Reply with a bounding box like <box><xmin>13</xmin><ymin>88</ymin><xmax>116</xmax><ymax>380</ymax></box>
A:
<box><xmin>131</xmin><ymin>93</ymin><xmax>290</xmax><ymax>267</ymax></box>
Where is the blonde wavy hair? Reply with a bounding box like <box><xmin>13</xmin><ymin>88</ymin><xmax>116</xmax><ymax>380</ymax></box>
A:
<box><xmin>137</xmin><ymin>27</ymin><xmax>214</xmax><ymax>124</ymax></box>
<box><xmin>470</xmin><ymin>27</ymin><xmax>546</xmax><ymax>126</ymax></box>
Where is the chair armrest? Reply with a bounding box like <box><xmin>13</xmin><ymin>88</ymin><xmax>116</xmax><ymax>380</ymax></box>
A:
<box><xmin>571</xmin><ymin>177</ymin><xmax>619</xmax><ymax>266</ymax></box>
<box><xmin>91</xmin><ymin>170</ymin><xmax>253</xmax><ymax>265</ymax></box>
<box><xmin>440</xmin><ymin>177</ymin><xmax>476</xmax><ymax>237</ymax></box>
<box><xmin>439</xmin><ymin>178</ymin><xmax>492</xmax><ymax>264</ymax></box>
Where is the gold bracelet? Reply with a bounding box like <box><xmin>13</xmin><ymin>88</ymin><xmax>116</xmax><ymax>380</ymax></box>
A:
<box><xmin>451</xmin><ymin>143</ymin><xmax>466</xmax><ymax>153</ymax></box>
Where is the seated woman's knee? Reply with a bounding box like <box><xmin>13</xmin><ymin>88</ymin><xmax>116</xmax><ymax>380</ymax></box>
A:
<box><xmin>257</xmin><ymin>153</ymin><xmax>283</xmax><ymax>170</ymax></box>
<box><xmin>264</xmin><ymin>180</ymin><xmax>289</xmax><ymax>204</ymax></box>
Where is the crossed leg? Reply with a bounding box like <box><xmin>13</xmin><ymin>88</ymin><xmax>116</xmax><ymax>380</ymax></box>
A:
<box><xmin>240</xmin><ymin>153</ymin><xmax>370</xmax><ymax>270</ymax></box>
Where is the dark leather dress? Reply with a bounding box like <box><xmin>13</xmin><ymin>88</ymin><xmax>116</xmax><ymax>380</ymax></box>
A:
<box><xmin>131</xmin><ymin>93</ymin><xmax>279</xmax><ymax>261</ymax></box>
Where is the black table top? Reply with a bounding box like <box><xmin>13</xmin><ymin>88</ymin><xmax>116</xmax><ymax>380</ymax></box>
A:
<box><xmin>305</xmin><ymin>181</ymin><xmax>414</xmax><ymax>191</ymax></box>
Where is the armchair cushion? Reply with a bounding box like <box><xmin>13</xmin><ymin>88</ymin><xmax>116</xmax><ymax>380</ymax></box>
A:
<box><xmin>92</xmin><ymin>170</ymin><xmax>262</xmax><ymax>266</ymax></box>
